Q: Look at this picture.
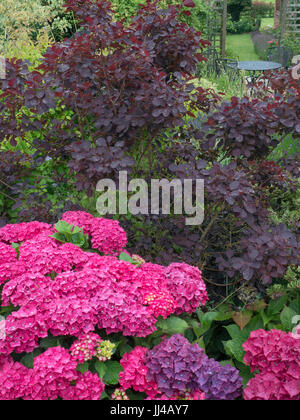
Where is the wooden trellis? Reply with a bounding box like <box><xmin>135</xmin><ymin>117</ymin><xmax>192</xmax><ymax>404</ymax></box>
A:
<box><xmin>205</xmin><ymin>0</ymin><xmax>228</xmax><ymax>57</ymax></box>
<box><xmin>280</xmin><ymin>0</ymin><xmax>300</xmax><ymax>39</ymax></box>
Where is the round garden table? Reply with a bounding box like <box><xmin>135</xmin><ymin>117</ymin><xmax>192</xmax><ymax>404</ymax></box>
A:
<box><xmin>235</xmin><ymin>61</ymin><xmax>282</xmax><ymax>84</ymax></box>
<box><xmin>227</xmin><ymin>61</ymin><xmax>282</xmax><ymax>95</ymax></box>
<box><xmin>236</xmin><ymin>61</ymin><xmax>282</xmax><ymax>72</ymax></box>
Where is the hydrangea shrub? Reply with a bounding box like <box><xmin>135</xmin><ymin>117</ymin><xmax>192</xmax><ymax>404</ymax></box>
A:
<box><xmin>0</xmin><ymin>212</ymin><xmax>215</xmax><ymax>400</ymax></box>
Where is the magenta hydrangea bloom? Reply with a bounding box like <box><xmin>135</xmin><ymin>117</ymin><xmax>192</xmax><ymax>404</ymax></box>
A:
<box><xmin>90</xmin><ymin>217</ymin><xmax>127</xmax><ymax>255</ymax></box>
<box><xmin>0</xmin><ymin>242</ymin><xmax>17</xmax><ymax>264</ymax></box>
<box><xmin>243</xmin><ymin>329</ymin><xmax>300</xmax><ymax>377</ymax></box>
<box><xmin>119</xmin><ymin>346</ymin><xmax>160</xmax><ymax>398</ymax></box>
<box><xmin>84</xmin><ymin>255</ymin><xmax>137</xmax><ymax>282</ymax></box>
<box><xmin>1</xmin><ymin>271</ymin><xmax>52</xmax><ymax>307</ymax></box>
<box><xmin>60</xmin><ymin>372</ymin><xmax>105</xmax><ymax>401</ymax></box>
<box><xmin>0</xmin><ymin>261</ymin><xmax>26</xmax><ymax>286</ymax></box>
<box><xmin>165</xmin><ymin>263</ymin><xmax>208</xmax><ymax>314</ymax></box>
<box><xmin>61</xmin><ymin>211</ymin><xmax>95</xmax><ymax>235</ymax></box>
<box><xmin>243</xmin><ymin>329</ymin><xmax>300</xmax><ymax>400</ymax></box>
<box><xmin>0</xmin><ymin>303</ymin><xmax>48</xmax><ymax>355</ymax></box>
<box><xmin>47</xmin><ymin>296</ymin><xmax>99</xmax><ymax>337</ymax></box>
<box><xmin>70</xmin><ymin>333</ymin><xmax>102</xmax><ymax>363</ymax></box>
<box><xmin>143</xmin><ymin>291</ymin><xmax>177</xmax><ymax>319</ymax></box>
<box><xmin>0</xmin><ymin>357</ymin><xmax>32</xmax><ymax>400</ymax></box>
<box><xmin>29</xmin><ymin>347</ymin><xmax>78</xmax><ymax>400</ymax></box>
<box><xmin>50</xmin><ymin>268</ymin><xmax>116</xmax><ymax>300</ymax></box>
<box><xmin>244</xmin><ymin>372</ymin><xmax>299</xmax><ymax>401</ymax></box>
<box><xmin>0</xmin><ymin>221</ymin><xmax>52</xmax><ymax>244</ymax></box>
<box><xmin>19</xmin><ymin>244</ymin><xmax>74</xmax><ymax>275</ymax></box>
<box><xmin>92</xmin><ymin>286</ymin><xmax>158</xmax><ymax>337</ymax></box>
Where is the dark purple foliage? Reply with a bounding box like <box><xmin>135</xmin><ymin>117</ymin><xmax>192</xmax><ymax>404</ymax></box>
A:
<box><xmin>66</xmin><ymin>138</ymin><xmax>136</xmax><ymax>195</ymax></box>
<box><xmin>0</xmin><ymin>0</ymin><xmax>216</xmax><ymax>191</ymax></box>
<box><xmin>200</xmin><ymin>96</ymin><xmax>280</xmax><ymax>159</ymax></box>
<box><xmin>217</xmin><ymin>223</ymin><xmax>300</xmax><ymax>284</ymax></box>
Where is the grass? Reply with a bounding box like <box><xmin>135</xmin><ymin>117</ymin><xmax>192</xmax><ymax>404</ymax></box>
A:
<box><xmin>260</xmin><ymin>17</ymin><xmax>275</xmax><ymax>30</ymax></box>
<box><xmin>226</xmin><ymin>34</ymin><xmax>260</xmax><ymax>61</ymax></box>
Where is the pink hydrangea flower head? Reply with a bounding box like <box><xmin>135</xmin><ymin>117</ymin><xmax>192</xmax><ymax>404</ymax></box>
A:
<box><xmin>0</xmin><ymin>221</ymin><xmax>52</xmax><ymax>244</ymax></box>
<box><xmin>244</xmin><ymin>372</ymin><xmax>300</xmax><ymax>401</ymax></box>
<box><xmin>47</xmin><ymin>296</ymin><xmax>99</xmax><ymax>337</ymax></box>
<box><xmin>93</xmin><ymin>287</ymin><xmax>157</xmax><ymax>337</ymax></box>
<box><xmin>0</xmin><ymin>261</ymin><xmax>26</xmax><ymax>286</ymax></box>
<box><xmin>19</xmin><ymin>243</ymin><xmax>74</xmax><ymax>276</ymax></box>
<box><xmin>0</xmin><ymin>242</ymin><xmax>17</xmax><ymax>265</ymax></box>
<box><xmin>243</xmin><ymin>329</ymin><xmax>300</xmax><ymax>400</ymax></box>
<box><xmin>61</xmin><ymin>211</ymin><xmax>95</xmax><ymax>235</ymax></box>
<box><xmin>90</xmin><ymin>217</ymin><xmax>127</xmax><ymax>255</ymax></box>
<box><xmin>165</xmin><ymin>263</ymin><xmax>208</xmax><ymax>314</ymax></box>
<box><xmin>1</xmin><ymin>303</ymin><xmax>48</xmax><ymax>355</ymax></box>
<box><xmin>0</xmin><ymin>358</ymin><xmax>32</xmax><ymax>400</ymax></box>
<box><xmin>70</xmin><ymin>333</ymin><xmax>103</xmax><ymax>363</ymax></box>
<box><xmin>1</xmin><ymin>271</ymin><xmax>52</xmax><ymax>307</ymax></box>
<box><xmin>19</xmin><ymin>230</ymin><xmax>57</xmax><ymax>251</ymax></box>
<box><xmin>30</xmin><ymin>347</ymin><xmax>77</xmax><ymax>400</ymax></box>
<box><xmin>143</xmin><ymin>291</ymin><xmax>177</xmax><ymax>319</ymax></box>
<box><xmin>50</xmin><ymin>268</ymin><xmax>115</xmax><ymax>300</ymax></box>
<box><xmin>119</xmin><ymin>346</ymin><xmax>160</xmax><ymax>398</ymax></box>
<box><xmin>137</xmin><ymin>263</ymin><xmax>167</xmax><ymax>290</ymax></box>
<box><xmin>85</xmin><ymin>255</ymin><xmax>137</xmax><ymax>283</ymax></box>
<box><xmin>58</xmin><ymin>243</ymin><xmax>93</xmax><ymax>270</ymax></box>
<box><xmin>60</xmin><ymin>371</ymin><xmax>105</xmax><ymax>400</ymax></box>
<box><xmin>243</xmin><ymin>329</ymin><xmax>300</xmax><ymax>378</ymax></box>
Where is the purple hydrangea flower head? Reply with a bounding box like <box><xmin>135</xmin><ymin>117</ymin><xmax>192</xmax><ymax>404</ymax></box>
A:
<box><xmin>145</xmin><ymin>334</ymin><xmax>207</xmax><ymax>398</ymax></box>
<box><xmin>145</xmin><ymin>334</ymin><xmax>243</xmax><ymax>400</ymax></box>
<box><xmin>195</xmin><ymin>358</ymin><xmax>243</xmax><ymax>400</ymax></box>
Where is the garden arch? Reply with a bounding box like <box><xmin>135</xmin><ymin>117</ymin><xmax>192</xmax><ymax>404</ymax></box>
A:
<box><xmin>205</xmin><ymin>0</ymin><xmax>228</xmax><ymax>57</ymax></box>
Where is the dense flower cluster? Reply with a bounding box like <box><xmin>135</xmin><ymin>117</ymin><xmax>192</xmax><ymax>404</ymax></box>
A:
<box><xmin>0</xmin><ymin>348</ymin><xmax>105</xmax><ymax>401</ymax></box>
<box><xmin>29</xmin><ymin>347</ymin><xmax>78</xmax><ymax>400</ymax></box>
<box><xmin>119</xmin><ymin>346</ymin><xmax>160</xmax><ymax>398</ymax></box>
<box><xmin>111</xmin><ymin>388</ymin><xmax>130</xmax><ymax>401</ymax></box>
<box><xmin>60</xmin><ymin>371</ymin><xmax>105</xmax><ymax>401</ymax></box>
<box><xmin>0</xmin><ymin>242</ymin><xmax>17</xmax><ymax>264</ymax></box>
<box><xmin>0</xmin><ymin>356</ymin><xmax>31</xmax><ymax>400</ymax></box>
<box><xmin>121</xmin><ymin>335</ymin><xmax>243</xmax><ymax>400</ymax></box>
<box><xmin>165</xmin><ymin>263</ymin><xmax>208</xmax><ymax>314</ymax></box>
<box><xmin>243</xmin><ymin>329</ymin><xmax>300</xmax><ymax>400</ymax></box>
<box><xmin>70</xmin><ymin>333</ymin><xmax>103</xmax><ymax>363</ymax></box>
<box><xmin>194</xmin><ymin>357</ymin><xmax>243</xmax><ymax>400</ymax></box>
<box><xmin>0</xmin><ymin>221</ymin><xmax>52</xmax><ymax>244</ymax></box>
<box><xmin>143</xmin><ymin>291</ymin><xmax>177</xmax><ymax>319</ymax></box>
<box><xmin>0</xmin><ymin>213</ymin><xmax>208</xmax><ymax>399</ymax></box>
<box><xmin>96</xmin><ymin>340</ymin><xmax>115</xmax><ymax>362</ymax></box>
<box><xmin>62</xmin><ymin>211</ymin><xmax>127</xmax><ymax>255</ymax></box>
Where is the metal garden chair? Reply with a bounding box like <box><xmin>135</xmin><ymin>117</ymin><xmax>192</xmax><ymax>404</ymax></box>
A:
<box><xmin>267</xmin><ymin>46</ymin><xmax>292</xmax><ymax>69</ymax></box>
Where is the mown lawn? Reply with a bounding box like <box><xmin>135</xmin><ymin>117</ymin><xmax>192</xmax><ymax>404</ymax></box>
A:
<box><xmin>226</xmin><ymin>33</ymin><xmax>260</xmax><ymax>60</ymax></box>
<box><xmin>261</xmin><ymin>17</ymin><xmax>275</xmax><ymax>30</ymax></box>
